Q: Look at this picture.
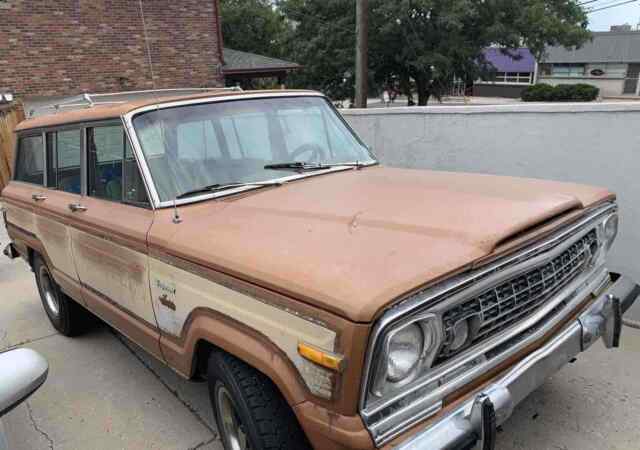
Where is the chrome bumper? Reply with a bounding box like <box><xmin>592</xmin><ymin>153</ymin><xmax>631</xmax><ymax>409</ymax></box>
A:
<box><xmin>395</xmin><ymin>274</ymin><xmax>639</xmax><ymax>450</ymax></box>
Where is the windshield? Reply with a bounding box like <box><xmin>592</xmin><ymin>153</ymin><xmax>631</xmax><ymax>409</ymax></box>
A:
<box><xmin>131</xmin><ymin>96</ymin><xmax>375</xmax><ymax>202</ymax></box>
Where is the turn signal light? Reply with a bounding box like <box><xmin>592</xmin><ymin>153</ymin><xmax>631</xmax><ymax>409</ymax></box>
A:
<box><xmin>298</xmin><ymin>342</ymin><xmax>344</xmax><ymax>372</ymax></box>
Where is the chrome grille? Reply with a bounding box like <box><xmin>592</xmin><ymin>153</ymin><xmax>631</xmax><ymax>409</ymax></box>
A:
<box><xmin>438</xmin><ymin>229</ymin><xmax>599</xmax><ymax>363</ymax></box>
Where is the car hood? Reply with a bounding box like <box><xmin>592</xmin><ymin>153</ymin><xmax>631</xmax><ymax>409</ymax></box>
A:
<box><xmin>149</xmin><ymin>167</ymin><xmax>613</xmax><ymax>323</ymax></box>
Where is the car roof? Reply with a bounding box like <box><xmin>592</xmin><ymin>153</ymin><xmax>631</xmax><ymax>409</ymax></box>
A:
<box><xmin>15</xmin><ymin>89</ymin><xmax>318</xmax><ymax>132</ymax></box>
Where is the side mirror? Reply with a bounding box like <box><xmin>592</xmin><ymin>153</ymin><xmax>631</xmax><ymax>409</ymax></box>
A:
<box><xmin>0</xmin><ymin>349</ymin><xmax>48</xmax><ymax>417</ymax></box>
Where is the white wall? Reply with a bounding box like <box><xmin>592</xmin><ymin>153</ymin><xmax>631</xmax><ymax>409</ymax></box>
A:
<box><xmin>342</xmin><ymin>103</ymin><xmax>640</xmax><ymax>286</ymax></box>
<box><xmin>540</xmin><ymin>77</ymin><xmax>625</xmax><ymax>97</ymax></box>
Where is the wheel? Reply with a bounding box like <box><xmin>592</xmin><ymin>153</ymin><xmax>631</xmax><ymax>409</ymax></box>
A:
<box><xmin>207</xmin><ymin>351</ymin><xmax>311</xmax><ymax>450</ymax></box>
<box><xmin>33</xmin><ymin>255</ymin><xmax>89</xmax><ymax>336</ymax></box>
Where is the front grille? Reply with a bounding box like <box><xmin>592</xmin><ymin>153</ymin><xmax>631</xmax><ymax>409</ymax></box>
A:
<box><xmin>438</xmin><ymin>229</ymin><xmax>598</xmax><ymax>363</ymax></box>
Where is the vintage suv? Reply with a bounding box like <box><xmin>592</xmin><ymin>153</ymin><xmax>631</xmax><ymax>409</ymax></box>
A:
<box><xmin>1</xmin><ymin>89</ymin><xmax>638</xmax><ymax>450</ymax></box>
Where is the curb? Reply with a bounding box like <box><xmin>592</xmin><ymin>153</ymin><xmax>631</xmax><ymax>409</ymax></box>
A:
<box><xmin>623</xmin><ymin>318</ymin><xmax>640</xmax><ymax>330</ymax></box>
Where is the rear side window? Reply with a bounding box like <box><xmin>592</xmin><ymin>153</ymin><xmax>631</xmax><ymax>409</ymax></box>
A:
<box><xmin>14</xmin><ymin>135</ymin><xmax>44</xmax><ymax>185</ymax></box>
<box><xmin>46</xmin><ymin>129</ymin><xmax>82</xmax><ymax>194</ymax></box>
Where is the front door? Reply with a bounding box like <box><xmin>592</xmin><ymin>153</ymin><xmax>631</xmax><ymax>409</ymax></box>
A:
<box><xmin>623</xmin><ymin>64</ymin><xmax>640</xmax><ymax>94</ymax></box>
<box><xmin>66</xmin><ymin>124</ymin><xmax>160</xmax><ymax>356</ymax></box>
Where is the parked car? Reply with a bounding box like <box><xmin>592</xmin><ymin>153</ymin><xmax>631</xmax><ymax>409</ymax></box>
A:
<box><xmin>0</xmin><ymin>348</ymin><xmax>48</xmax><ymax>450</ymax></box>
<box><xmin>1</xmin><ymin>89</ymin><xmax>638</xmax><ymax>450</ymax></box>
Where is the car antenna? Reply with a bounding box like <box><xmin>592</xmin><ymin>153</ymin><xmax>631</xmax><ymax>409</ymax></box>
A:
<box><xmin>139</xmin><ymin>0</ymin><xmax>184</xmax><ymax>224</ymax></box>
<box><xmin>172</xmin><ymin>199</ymin><xmax>182</xmax><ymax>224</ymax></box>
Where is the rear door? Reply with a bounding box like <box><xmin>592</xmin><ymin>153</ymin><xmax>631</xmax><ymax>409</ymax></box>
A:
<box><xmin>35</xmin><ymin>128</ymin><xmax>84</xmax><ymax>287</ymax></box>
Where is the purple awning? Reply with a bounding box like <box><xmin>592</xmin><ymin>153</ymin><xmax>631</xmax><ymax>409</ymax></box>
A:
<box><xmin>482</xmin><ymin>48</ymin><xmax>535</xmax><ymax>73</ymax></box>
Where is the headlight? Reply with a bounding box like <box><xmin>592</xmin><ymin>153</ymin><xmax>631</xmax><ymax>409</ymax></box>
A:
<box><xmin>386</xmin><ymin>324</ymin><xmax>422</xmax><ymax>383</ymax></box>
<box><xmin>371</xmin><ymin>314</ymin><xmax>442</xmax><ymax>397</ymax></box>
<box><xmin>449</xmin><ymin>319</ymin><xmax>470</xmax><ymax>351</ymax></box>
<box><xmin>603</xmin><ymin>213</ymin><xmax>618</xmax><ymax>251</ymax></box>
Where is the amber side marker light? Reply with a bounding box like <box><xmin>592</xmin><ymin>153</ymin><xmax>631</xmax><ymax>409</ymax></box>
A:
<box><xmin>298</xmin><ymin>342</ymin><xmax>344</xmax><ymax>372</ymax></box>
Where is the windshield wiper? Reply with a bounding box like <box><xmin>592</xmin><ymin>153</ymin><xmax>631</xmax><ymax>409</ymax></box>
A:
<box><xmin>176</xmin><ymin>181</ymin><xmax>284</xmax><ymax>200</ymax></box>
<box><xmin>263</xmin><ymin>161</ymin><xmax>374</xmax><ymax>172</ymax></box>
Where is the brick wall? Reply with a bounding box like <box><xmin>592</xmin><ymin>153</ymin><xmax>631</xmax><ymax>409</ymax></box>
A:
<box><xmin>0</xmin><ymin>0</ymin><xmax>224</xmax><ymax>98</ymax></box>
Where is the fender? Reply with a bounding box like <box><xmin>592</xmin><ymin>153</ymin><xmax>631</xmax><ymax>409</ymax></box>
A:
<box><xmin>161</xmin><ymin>307</ymin><xmax>311</xmax><ymax>407</ymax></box>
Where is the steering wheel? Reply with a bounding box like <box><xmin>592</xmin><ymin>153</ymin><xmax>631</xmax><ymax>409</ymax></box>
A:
<box><xmin>290</xmin><ymin>143</ymin><xmax>326</xmax><ymax>163</ymax></box>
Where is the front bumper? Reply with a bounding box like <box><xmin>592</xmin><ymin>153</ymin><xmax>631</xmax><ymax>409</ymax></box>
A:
<box><xmin>395</xmin><ymin>274</ymin><xmax>640</xmax><ymax>450</ymax></box>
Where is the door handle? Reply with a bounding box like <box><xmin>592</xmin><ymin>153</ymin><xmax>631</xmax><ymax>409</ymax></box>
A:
<box><xmin>32</xmin><ymin>193</ymin><xmax>47</xmax><ymax>202</ymax></box>
<box><xmin>68</xmin><ymin>203</ymin><xmax>88</xmax><ymax>212</ymax></box>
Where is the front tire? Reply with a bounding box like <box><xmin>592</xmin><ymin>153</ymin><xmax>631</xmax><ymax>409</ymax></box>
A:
<box><xmin>207</xmin><ymin>351</ymin><xmax>311</xmax><ymax>450</ymax></box>
<box><xmin>33</xmin><ymin>255</ymin><xmax>89</xmax><ymax>336</ymax></box>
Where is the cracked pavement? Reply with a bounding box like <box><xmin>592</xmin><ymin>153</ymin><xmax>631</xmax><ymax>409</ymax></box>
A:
<box><xmin>0</xmin><ymin>224</ymin><xmax>221</xmax><ymax>450</ymax></box>
<box><xmin>1</xmin><ymin>223</ymin><xmax>640</xmax><ymax>449</ymax></box>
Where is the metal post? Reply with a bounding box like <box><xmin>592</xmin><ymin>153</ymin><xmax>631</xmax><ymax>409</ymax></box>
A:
<box><xmin>354</xmin><ymin>0</ymin><xmax>369</xmax><ymax>108</ymax></box>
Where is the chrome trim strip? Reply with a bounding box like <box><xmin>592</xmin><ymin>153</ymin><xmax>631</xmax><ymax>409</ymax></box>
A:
<box><xmin>120</xmin><ymin>118</ymin><xmax>156</xmax><ymax>210</ymax></box>
<box><xmin>41</xmin><ymin>130</ymin><xmax>47</xmax><ymax>187</ymax></box>
<box><xmin>80</xmin><ymin>127</ymin><xmax>87</xmax><ymax>197</ymax></box>
<box><xmin>120</xmin><ymin>91</ymin><xmax>376</xmax><ymax>209</ymax></box>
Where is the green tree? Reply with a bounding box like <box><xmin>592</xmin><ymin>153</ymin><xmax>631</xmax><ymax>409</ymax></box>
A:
<box><xmin>220</xmin><ymin>0</ymin><xmax>287</xmax><ymax>58</ymax></box>
<box><xmin>281</xmin><ymin>0</ymin><xmax>591</xmax><ymax>105</ymax></box>
<box><xmin>280</xmin><ymin>0</ymin><xmax>359</xmax><ymax>100</ymax></box>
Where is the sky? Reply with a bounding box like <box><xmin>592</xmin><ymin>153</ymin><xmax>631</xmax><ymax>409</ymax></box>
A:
<box><xmin>586</xmin><ymin>2</ymin><xmax>640</xmax><ymax>31</ymax></box>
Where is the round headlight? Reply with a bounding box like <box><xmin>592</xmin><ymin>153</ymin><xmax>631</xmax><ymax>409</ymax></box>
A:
<box><xmin>603</xmin><ymin>213</ymin><xmax>619</xmax><ymax>251</ymax></box>
<box><xmin>386</xmin><ymin>324</ymin><xmax>423</xmax><ymax>383</ymax></box>
<box><xmin>449</xmin><ymin>319</ymin><xmax>470</xmax><ymax>351</ymax></box>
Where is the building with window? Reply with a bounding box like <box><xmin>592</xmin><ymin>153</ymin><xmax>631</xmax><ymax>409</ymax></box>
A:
<box><xmin>473</xmin><ymin>48</ymin><xmax>536</xmax><ymax>98</ymax></box>
<box><xmin>538</xmin><ymin>28</ymin><xmax>640</xmax><ymax>97</ymax></box>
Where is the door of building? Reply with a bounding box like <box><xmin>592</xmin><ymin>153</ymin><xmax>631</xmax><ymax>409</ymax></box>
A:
<box><xmin>623</xmin><ymin>64</ymin><xmax>640</xmax><ymax>94</ymax></box>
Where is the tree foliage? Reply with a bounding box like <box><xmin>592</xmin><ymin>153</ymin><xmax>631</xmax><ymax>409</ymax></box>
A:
<box><xmin>221</xmin><ymin>0</ymin><xmax>592</xmax><ymax>105</ymax></box>
<box><xmin>366</xmin><ymin>0</ymin><xmax>590</xmax><ymax>104</ymax></box>
<box><xmin>220</xmin><ymin>0</ymin><xmax>287</xmax><ymax>58</ymax></box>
<box><xmin>279</xmin><ymin>0</ymin><xmax>359</xmax><ymax>100</ymax></box>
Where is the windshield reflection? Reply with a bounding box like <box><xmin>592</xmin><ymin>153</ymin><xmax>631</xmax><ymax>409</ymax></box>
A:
<box><xmin>132</xmin><ymin>96</ymin><xmax>375</xmax><ymax>202</ymax></box>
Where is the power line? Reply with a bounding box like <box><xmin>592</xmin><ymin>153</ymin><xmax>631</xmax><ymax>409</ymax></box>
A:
<box><xmin>580</xmin><ymin>0</ymin><xmax>630</xmax><ymax>6</ymax></box>
<box><xmin>587</xmin><ymin>0</ymin><xmax>639</xmax><ymax>13</ymax></box>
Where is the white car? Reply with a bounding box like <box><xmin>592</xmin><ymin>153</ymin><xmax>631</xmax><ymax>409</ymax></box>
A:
<box><xmin>0</xmin><ymin>348</ymin><xmax>48</xmax><ymax>450</ymax></box>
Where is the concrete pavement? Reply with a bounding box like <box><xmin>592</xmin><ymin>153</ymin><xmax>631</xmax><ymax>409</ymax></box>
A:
<box><xmin>1</xmin><ymin>223</ymin><xmax>640</xmax><ymax>450</ymax></box>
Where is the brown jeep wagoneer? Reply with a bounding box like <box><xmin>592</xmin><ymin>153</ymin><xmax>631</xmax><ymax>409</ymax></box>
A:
<box><xmin>2</xmin><ymin>89</ymin><xmax>638</xmax><ymax>450</ymax></box>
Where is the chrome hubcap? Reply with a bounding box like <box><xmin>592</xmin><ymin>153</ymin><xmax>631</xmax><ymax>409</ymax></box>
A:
<box><xmin>39</xmin><ymin>266</ymin><xmax>59</xmax><ymax>317</ymax></box>
<box><xmin>216</xmin><ymin>383</ymin><xmax>250</xmax><ymax>450</ymax></box>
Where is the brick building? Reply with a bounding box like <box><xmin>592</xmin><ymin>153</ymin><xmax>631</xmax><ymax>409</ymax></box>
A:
<box><xmin>0</xmin><ymin>0</ymin><xmax>225</xmax><ymax>99</ymax></box>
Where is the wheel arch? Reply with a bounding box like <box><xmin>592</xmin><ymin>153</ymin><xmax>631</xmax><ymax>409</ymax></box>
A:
<box><xmin>161</xmin><ymin>308</ymin><xmax>312</xmax><ymax>409</ymax></box>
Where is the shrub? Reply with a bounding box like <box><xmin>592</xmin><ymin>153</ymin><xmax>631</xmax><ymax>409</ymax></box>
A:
<box><xmin>552</xmin><ymin>84</ymin><xmax>576</xmax><ymax>101</ymax></box>
<box><xmin>521</xmin><ymin>83</ymin><xmax>599</xmax><ymax>102</ymax></box>
<box><xmin>521</xmin><ymin>83</ymin><xmax>555</xmax><ymax>102</ymax></box>
<box><xmin>571</xmin><ymin>83</ymin><xmax>600</xmax><ymax>102</ymax></box>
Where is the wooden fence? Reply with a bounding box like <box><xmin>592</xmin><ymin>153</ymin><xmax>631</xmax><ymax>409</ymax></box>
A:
<box><xmin>0</xmin><ymin>103</ymin><xmax>24</xmax><ymax>192</ymax></box>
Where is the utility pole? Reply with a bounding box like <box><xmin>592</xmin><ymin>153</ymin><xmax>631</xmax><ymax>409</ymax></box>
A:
<box><xmin>354</xmin><ymin>0</ymin><xmax>368</xmax><ymax>108</ymax></box>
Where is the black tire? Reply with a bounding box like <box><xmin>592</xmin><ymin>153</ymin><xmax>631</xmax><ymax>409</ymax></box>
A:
<box><xmin>208</xmin><ymin>351</ymin><xmax>311</xmax><ymax>450</ymax></box>
<box><xmin>33</xmin><ymin>255</ymin><xmax>90</xmax><ymax>336</ymax></box>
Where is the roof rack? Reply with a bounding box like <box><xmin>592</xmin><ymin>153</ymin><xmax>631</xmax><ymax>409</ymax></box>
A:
<box><xmin>28</xmin><ymin>87</ymin><xmax>243</xmax><ymax>117</ymax></box>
